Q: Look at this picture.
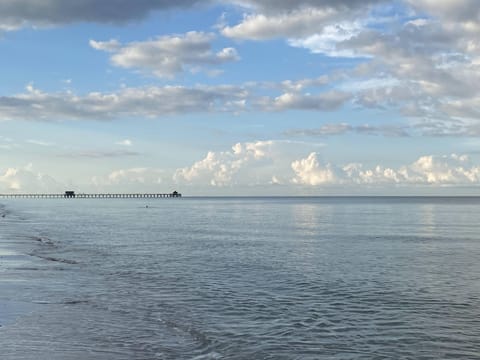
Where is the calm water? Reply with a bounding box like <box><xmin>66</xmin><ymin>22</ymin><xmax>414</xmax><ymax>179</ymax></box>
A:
<box><xmin>0</xmin><ymin>197</ymin><xmax>479</xmax><ymax>359</ymax></box>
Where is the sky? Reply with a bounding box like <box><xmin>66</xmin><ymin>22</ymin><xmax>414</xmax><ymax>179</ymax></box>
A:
<box><xmin>1</xmin><ymin>0</ymin><xmax>480</xmax><ymax>195</ymax></box>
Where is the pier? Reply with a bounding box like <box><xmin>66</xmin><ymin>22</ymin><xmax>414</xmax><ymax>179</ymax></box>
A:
<box><xmin>0</xmin><ymin>191</ymin><xmax>182</xmax><ymax>199</ymax></box>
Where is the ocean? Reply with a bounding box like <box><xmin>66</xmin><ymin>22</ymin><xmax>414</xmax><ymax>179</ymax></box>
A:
<box><xmin>0</xmin><ymin>197</ymin><xmax>479</xmax><ymax>359</ymax></box>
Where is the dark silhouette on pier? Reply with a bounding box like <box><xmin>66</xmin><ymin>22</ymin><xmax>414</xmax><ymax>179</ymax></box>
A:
<box><xmin>0</xmin><ymin>191</ymin><xmax>182</xmax><ymax>199</ymax></box>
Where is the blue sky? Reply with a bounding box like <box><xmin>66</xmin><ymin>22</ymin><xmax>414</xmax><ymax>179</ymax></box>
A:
<box><xmin>1</xmin><ymin>0</ymin><xmax>480</xmax><ymax>195</ymax></box>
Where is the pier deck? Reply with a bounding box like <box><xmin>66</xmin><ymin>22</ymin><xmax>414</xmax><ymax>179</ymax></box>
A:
<box><xmin>0</xmin><ymin>192</ymin><xmax>181</xmax><ymax>199</ymax></box>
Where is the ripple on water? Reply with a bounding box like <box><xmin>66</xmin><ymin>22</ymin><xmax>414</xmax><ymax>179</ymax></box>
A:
<box><xmin>0</xmin><ymin>198</ymin><xmax>479</xmax><ymax>359</ymax></box>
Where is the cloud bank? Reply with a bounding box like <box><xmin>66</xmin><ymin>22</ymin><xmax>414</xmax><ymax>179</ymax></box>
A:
<box><xmin>1</xmin><ymin>1</ymin><xmax>478</xmax><ymax>138</ymax></box>
<box><xmin>292</xmin><ymin>153</ymin><xmax>480</xmax><ymax>186</ymax></box>
<box><xmin>175</xmin><ymin>141</ymin><xmax>480</xmax><ymax>188</ymax></box>
<box><xmin>0</xmin><ymin>82</ymin><xmax>351</xmax><ymax>121</ymax></box>
<box><xmin>4</xmin><ymin>142</ymin><xmax>480</xmax><ymax>193</ymax></box>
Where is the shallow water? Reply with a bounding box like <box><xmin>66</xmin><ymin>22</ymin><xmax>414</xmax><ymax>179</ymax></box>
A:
<box><xmin>0</xmin><ymin>197</ymin><xmax>479</xmax><ymax>359</ymax></box>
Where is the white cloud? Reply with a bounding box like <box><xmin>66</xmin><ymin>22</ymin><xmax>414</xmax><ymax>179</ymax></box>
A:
<box><xmin>219</xmin><ymin>1</ymin><xmax>480</xmax><ymax>134</ymax></box>
<box><xmin>267</xmin><ymin>91</ymin><xmax>351</xmax><ymax>111</ymax></box>
<box><xmin>116</xmin><ymin>139</ymin><xmax>133</xmax><ymax>147</ymax></box>
<box><xmin>407</xmin><ymin>154</ymin><xmax>479</xmax><ymax>184</ymax></box>
<box><xmin>277</xmin><ymin>76</ymin><xmax>330</xmax><ymax>92</ymax></box>
<box><xmin>291</xmin><ymin>152</ymin><xmax>337</xmax><ymax>185</ymax></box>
<box><xmin>222</xmin><ymin>7</ymin><xmax>340</xmax><ymax>40</ymax></box>
<box><xmin>0</xmin><ymin>81</ymin><xmax>356</xmax><ymax>121</ymax></box>
<box><xmin>175</xmin><ymin>141</ymin><xmax>480</xmax><ymax>189</ymax></box>
<box><xmin>291</xmin><ymin>152</ymin><xmax>480</xmax><ymax>186</ymax></box>
<box><xmin>288</xmin><ymin>21</ymin><xmax>367</xmax><ymax>57</ymax></box>
<box><xmin>222</xmin><ymin>0</ymin><xmax>383</xmax><ymax>39</ymax></box>
<box><xmin>2</xmin><ymin>147</ymin><xmax>479</xmax><ymax>194</ymax></box>
<box><xmin>2</xmin><ymin>0</ymin><xmax>479</xmax><ymax>138</ymax></box>
<box><xmin>89</xmin><ymin>39</ymin><xmax>121</xmax><ymax>52</ymax></box>
<box><xmin>91</xmin><ymin>32</ymin><xmax>239</xmax><ymax>78</ymax></box>
<box><xmin>174</xmin><ymin>140</ymin><xmax>278</xmax><ymax>186</ymax></box>
<box><xmin>0</xmin><ymin>164</ymin><xmax>62</xmax><ymax>192</ymax></box>
<box><xmin>306</xmin><ymin>9</ymin><xmax>480</xmax><ymax>132</ymax></box>
<box><xmin>0</xmin><ymin>84</ymin><xmax>248</xmax><ymax>121</ymax></box>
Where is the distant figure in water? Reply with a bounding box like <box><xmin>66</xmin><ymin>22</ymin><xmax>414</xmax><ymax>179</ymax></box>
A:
<box><xmin>146</xmin><ymin>205</ymin><xmax>149</xmax><ymax>208</ymax></box>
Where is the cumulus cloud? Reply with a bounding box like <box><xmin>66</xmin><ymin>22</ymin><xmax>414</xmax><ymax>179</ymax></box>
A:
<box><xmin>277</xmin><ymin>76</ymin><xmax>330</xmax><ymax>92</ymax></box>
<box><xmin>291</xmin><ymin>152</ymin><xmax>337</xmax><ymax>185</ymax></box>
<box><xmin>0</xmin><ymin>0</ymin><xmax>204</xmax><ymax>31</ymax></box>
<box><xmin>174</xmin><ymin>140</ymin><xmax>279</xmax><ymax>186</ymax></box>
<box><xmin>174</xmin><ymin>140</ymin><xmax>480</xmax><ymax>189</ymax></box>
<box><xmin>5</xmin><ymin>145</ymin><xmax>478</xmax><ymax>193</ymax></box>
<box><xmin>292</xmin><ymin>152</ymin><xmax>480</xmax><ymax>186</ymax></box>
<box><xmin>91</xmin><ymin>32</ymin><xmax>239</xmax><ymax>78</ymax></box>
<box><xmin>173</xmin><ymin>137</ymin><xmax>480</xmax><ymax>189</ymax></box>
<box><xmin>0</xmin><ymin>164</ymin><xmax>62</xmax><ymax>192</ymax></box>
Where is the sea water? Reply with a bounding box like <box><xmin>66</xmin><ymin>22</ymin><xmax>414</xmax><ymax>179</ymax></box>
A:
<box><xmin>0</xmin><ymin>197</ymin><xmax>479</xmax><ymax>359</ymax></box>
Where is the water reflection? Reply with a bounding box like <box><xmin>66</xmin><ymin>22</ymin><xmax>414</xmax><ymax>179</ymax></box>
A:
<box><xmin>290</xmin><ymin>203</ymin><xmax>334</xmax><ymax>236</ymax></box>
<box><xmin>419</xmin><ymin>204</ymin><xmax>437</xmax><ymax>237</ymax></box>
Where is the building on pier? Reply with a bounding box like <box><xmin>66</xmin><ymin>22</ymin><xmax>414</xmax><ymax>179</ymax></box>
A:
<box><xmin>65</xmin><ymin>191</ymin><xmax>75</xmax><ymax>198</ymax></box>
